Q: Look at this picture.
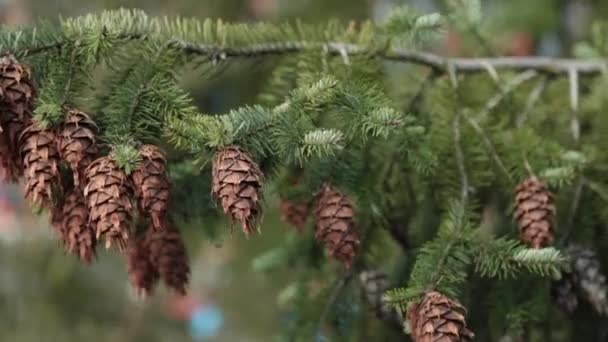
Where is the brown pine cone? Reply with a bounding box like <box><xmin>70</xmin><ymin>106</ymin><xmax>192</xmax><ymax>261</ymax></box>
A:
<box><xmin>131</xmin><ymin>144</ymin><xmax>171</xmax><ymax>230</ymax></box>
<box><xmin>57</xmin><ymin>108</ymin><xmax>99</xmax><ymax>188</ymax></box>
<box><xmin>19</xmin><ymin>121</ymin><xmax>61</xmax><ymax>209</ymax></box>
<box><xmin>212</xmin><ymin>145</ymin><xmax>263</xmax><ymax>236</ymax></box>
<box><xmin>407</xmin><ymin>291</ymin><xmax>474</xmax><ymax>342</ymax></box>
<box><xmin>127</xmin><ymin>233</ymin><xmax>159</xmax><ymax>297</ymax></box>
<box><xmin>313</xmin><ymin>185</ymin><xmax>360</xmax><ymax>269</ymax></box>
<box><xmin>146</xmin><ymin>225</ymin><xmax>190</xmax><ymax>295</ymax></box>
<box><xmin>0</xmin><ymin>56</ymin><xmax>35</xmax><ymax>182</ymax></box>
<box><xmin>62</xmin><ymin>188</ymin><xmax>96</xmax><ymax>264</ymax></box>
<box><xmin>513</xmin><ymin>177</ymin><xmax>555</xmax><ymax>248</ymax></box>
<box><xmin>280</xmin><ymin>199</ymin><xmax>309</xmax><ymax>234</ymax></box>
<box><xmin>84</xmin><ymin>156</ymin><xmax>134</xmax><ymax>251</ymax></box>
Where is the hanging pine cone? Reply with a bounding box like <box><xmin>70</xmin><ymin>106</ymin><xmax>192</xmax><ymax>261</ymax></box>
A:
<box><xmin>212</xmin><ymin>145</ymin><xmax>263</xmax><ymax>236</ymax></box>
<box><xmin>552</xmin><ymin>271</ymin><xmax>579</xmax><ymax>315</ymax></box>
<box><xmin>61</xmin><ymin>188</ymin><xmax>96</xmax><ymax>264</ymax></box>
<box><xmin>146</xmin><ymin>225</ymin><xmax>190</xmax><ymax>295</ymax></box>
<box><xmin>407</xmin><ymin>291</ymin><xmax>474</xmax><ymax>342</ymax></box>
<box><xmin>359</xmin><ymin>269</ymin><xmax>401</xmax><ymax>326</ymax></box>
<box><xmin>127</xmin><ymin>233</ymin><xmax>159</xmax><ymax>297</ymax></box>
<box><xmin>57</xmin><ymin>108</ymin><xmax>98</xmax><ymax>188</ymax></box>
<box><xmin>0</xmin><ymin>56</ymin><xmax>34</xmax><ymax>182</ymax></box>
<box><xmin>84</xmin><ymin>156</ymin><xmax>134</xmax><ymax>251</ymax></box>
<box><xmin>513</xmin><ymin>176</ymin><xmax>555</xmax><ymax>248</ymax></box>
<box><xmin>568</xmin><ymin>245</ymin><xmax>608</xmax><ymax>315</ymax></box>
<box><xmin>280</xmin><ymin>199</ymin><xmax>309</xmax><ymax>233</ymax></box>
<box><xmin>19</xmin><ymin>121</ymin><xmax>61</xmax><ymax>209</ymax></box>
<box><xmin>313</xmin><ymin>185</ymin><xmax>360</xmax><ymax>269</ymax></box>
<box><xmin>131</xmin><ymin>144</ymin><xmax>171</xmax><ymax>230</ymax></box>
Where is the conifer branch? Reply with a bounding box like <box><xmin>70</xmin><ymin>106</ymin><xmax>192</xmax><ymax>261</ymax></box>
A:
<box><xmin>8</xmin><ymin>32</ymin><xmax>608</xmax><ymax>77</ymax></box>
<box><xmin>172</xmin><ymin>40</ymin><xmax>608</xmax><ymax>75</ymax></box>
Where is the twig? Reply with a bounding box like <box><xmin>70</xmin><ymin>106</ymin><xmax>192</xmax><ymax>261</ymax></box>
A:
<box><xmin>476</xmin><ymin>70</ymin><xmax>538</xmax><ymax>120</ymax></box>
<box><xmin>560</xmin><ymin>178</ymin><xmax>584</xmax><ymax>245</ymax></box>
<box><xmin>463</xmin><ymin>112</ymin><xmax>513</xmax><ymax>183</ymax></box>
<box><xmin>453</xmin><ymin>111</ymin><xmax>469</xmax><ymax>220</ymax></box>
<box><xmin>516</xmin><ymin>76</ymin><xmax>550</xmax><ymax>127</ymax></box>
<box><xmin>314</xmin><ymin>266</ymin><xmax>357</xmax><ymax>341</ymax></box>
<box><xmin>407</xmin><ymin>71</ymin><xmax>439</xmax><ymax>113</ymax></box>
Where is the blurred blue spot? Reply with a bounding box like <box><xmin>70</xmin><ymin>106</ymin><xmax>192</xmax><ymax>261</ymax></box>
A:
<box><xmin>189</xmin><ymin>305</ymin><xmax>224</xmax><ymax>340</ymax></box>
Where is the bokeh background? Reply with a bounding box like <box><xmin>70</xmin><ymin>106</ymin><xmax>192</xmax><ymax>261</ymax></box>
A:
<box><xmin>1</xmin><ymin>0</ymin><xmax>607</xmax><ymax>341</ymax></box>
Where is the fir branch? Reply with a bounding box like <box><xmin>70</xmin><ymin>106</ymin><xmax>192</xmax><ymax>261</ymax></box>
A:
<box><xmin>4</xmin><ymin>12</ymin><xmax>608</xmax><ymax>76</ymax></box>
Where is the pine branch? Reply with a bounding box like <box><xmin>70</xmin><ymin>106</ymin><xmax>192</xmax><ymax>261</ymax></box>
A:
<box><xmin>172</xmin><ymin>40</ymin><xmax>608</xmax><ymax>75</ymax></box>
<box><xmin>5</xmin><ymin>22</ymin><xmax>608</xmax><ymax>76</ymax></box>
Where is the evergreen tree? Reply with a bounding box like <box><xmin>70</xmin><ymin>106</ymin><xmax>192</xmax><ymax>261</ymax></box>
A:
<box><xmin>1</xmin><ymin>2</ymin><xmax>608</xmax><ymax>341</ymax></box>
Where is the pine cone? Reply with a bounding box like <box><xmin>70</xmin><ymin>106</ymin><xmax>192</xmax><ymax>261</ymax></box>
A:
<box><xmin>19</xmin><ymin>121</ymin><xmax>60</xmax><ymax>209</ymax></box>
<box><xmin>407</xmin><ymin>291</ymin><xmax>474</xmax><ymax>342</ymax></box>
<box><xmin>127</xmin><ymin>233</ymin><xmax>159</xmax><ymax>297</ymax></box>
<box><xmin>62</xmin><ymin>188</ymin><xmax>96</xmax><ymax>264</ymax></box>
<box><xmin>57</xmin><ymin>109</ymin><xmax>98</xmax><ymax>188</ymax></box>
<box><xmin>0</xmin><ymin>56</ymin><xmax>34</xmax><ymax>182</ymax></box>
<box><xmin>313</xmin><ymin>185</ymin><xmax>360</xmax><ymax>269</ymax></box>
<box><xmin>212</xmin><ymin>145</ymin><xmax>263</xmax><ymax>236</ymax></box>
<box><xmin>131</xmin><ymin>144</ymin><xmax>171</xmax><ymax>230</ymax></box>
<box><xmin>146</xmin><ymin>225</ymin><xmax>190</xmax><ymax>295</ymax></box>
<box><xmin>568</xmin><ymin>245</ymin><xmax>608</xmax><ymax>315</ymax></box>
<box><xmin>84</xmin><ymin>156</ymin><xmax>134</xmax><ymax>251</ymax></box>
<box><xmin>359</xmin><ymin>269</ymin><xmax>401</xmax><ymax>325</ymax></box>
<box><xmin>280</xmin><ymin>199</ymin><xmax>309</xmax><ymax>233</ymax></box>
<box><xmin>552</xmin><ymin>271</ymin><xmax>579</xmax><ymax>314</ymax></box>
<box><xmin>513</xmin><ymin>177</ymin><xmax>555</xmax><ymax>248</ymax></box>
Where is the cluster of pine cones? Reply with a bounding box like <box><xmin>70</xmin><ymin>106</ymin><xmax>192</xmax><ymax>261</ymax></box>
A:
<box><xmin>0</xmin><ymin>56</ymin><xmax>189</xmax><ymax>296</ymax></box>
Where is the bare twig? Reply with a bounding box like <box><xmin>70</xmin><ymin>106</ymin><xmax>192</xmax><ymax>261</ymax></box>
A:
<box><xmin>516</xmin><ymin>76</ymin><xmax>550</xmax><ymax>127</ymax></box>
<box><xmin>453</xmin><ymin>112</ymin><xmax>469</xmax><ymax>220</ymax></box>
<box><xmin>560</xmin><ymin>178</ymin><xmax>584</xmax><ymax>245</ymax></box>
<box><xmin>476</xmin><ymin>70</ymin><xmax>538</xmax><ymax>120</ymax></box>
<box><xmin>463</xmin><ymin>112</ymin><xmax>513</xmax><ymax>183</ymax></box>
<box><xmin>314</xmin><ymin>266</ymin><xmax>357</xmax><ymax>341</ymax></box>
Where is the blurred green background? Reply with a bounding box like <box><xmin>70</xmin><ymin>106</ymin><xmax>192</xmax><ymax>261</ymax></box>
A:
<box><xmin>0</xmin><ymin>0</ymin><xmax>607</xmax><ymax>341</ymax></box>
